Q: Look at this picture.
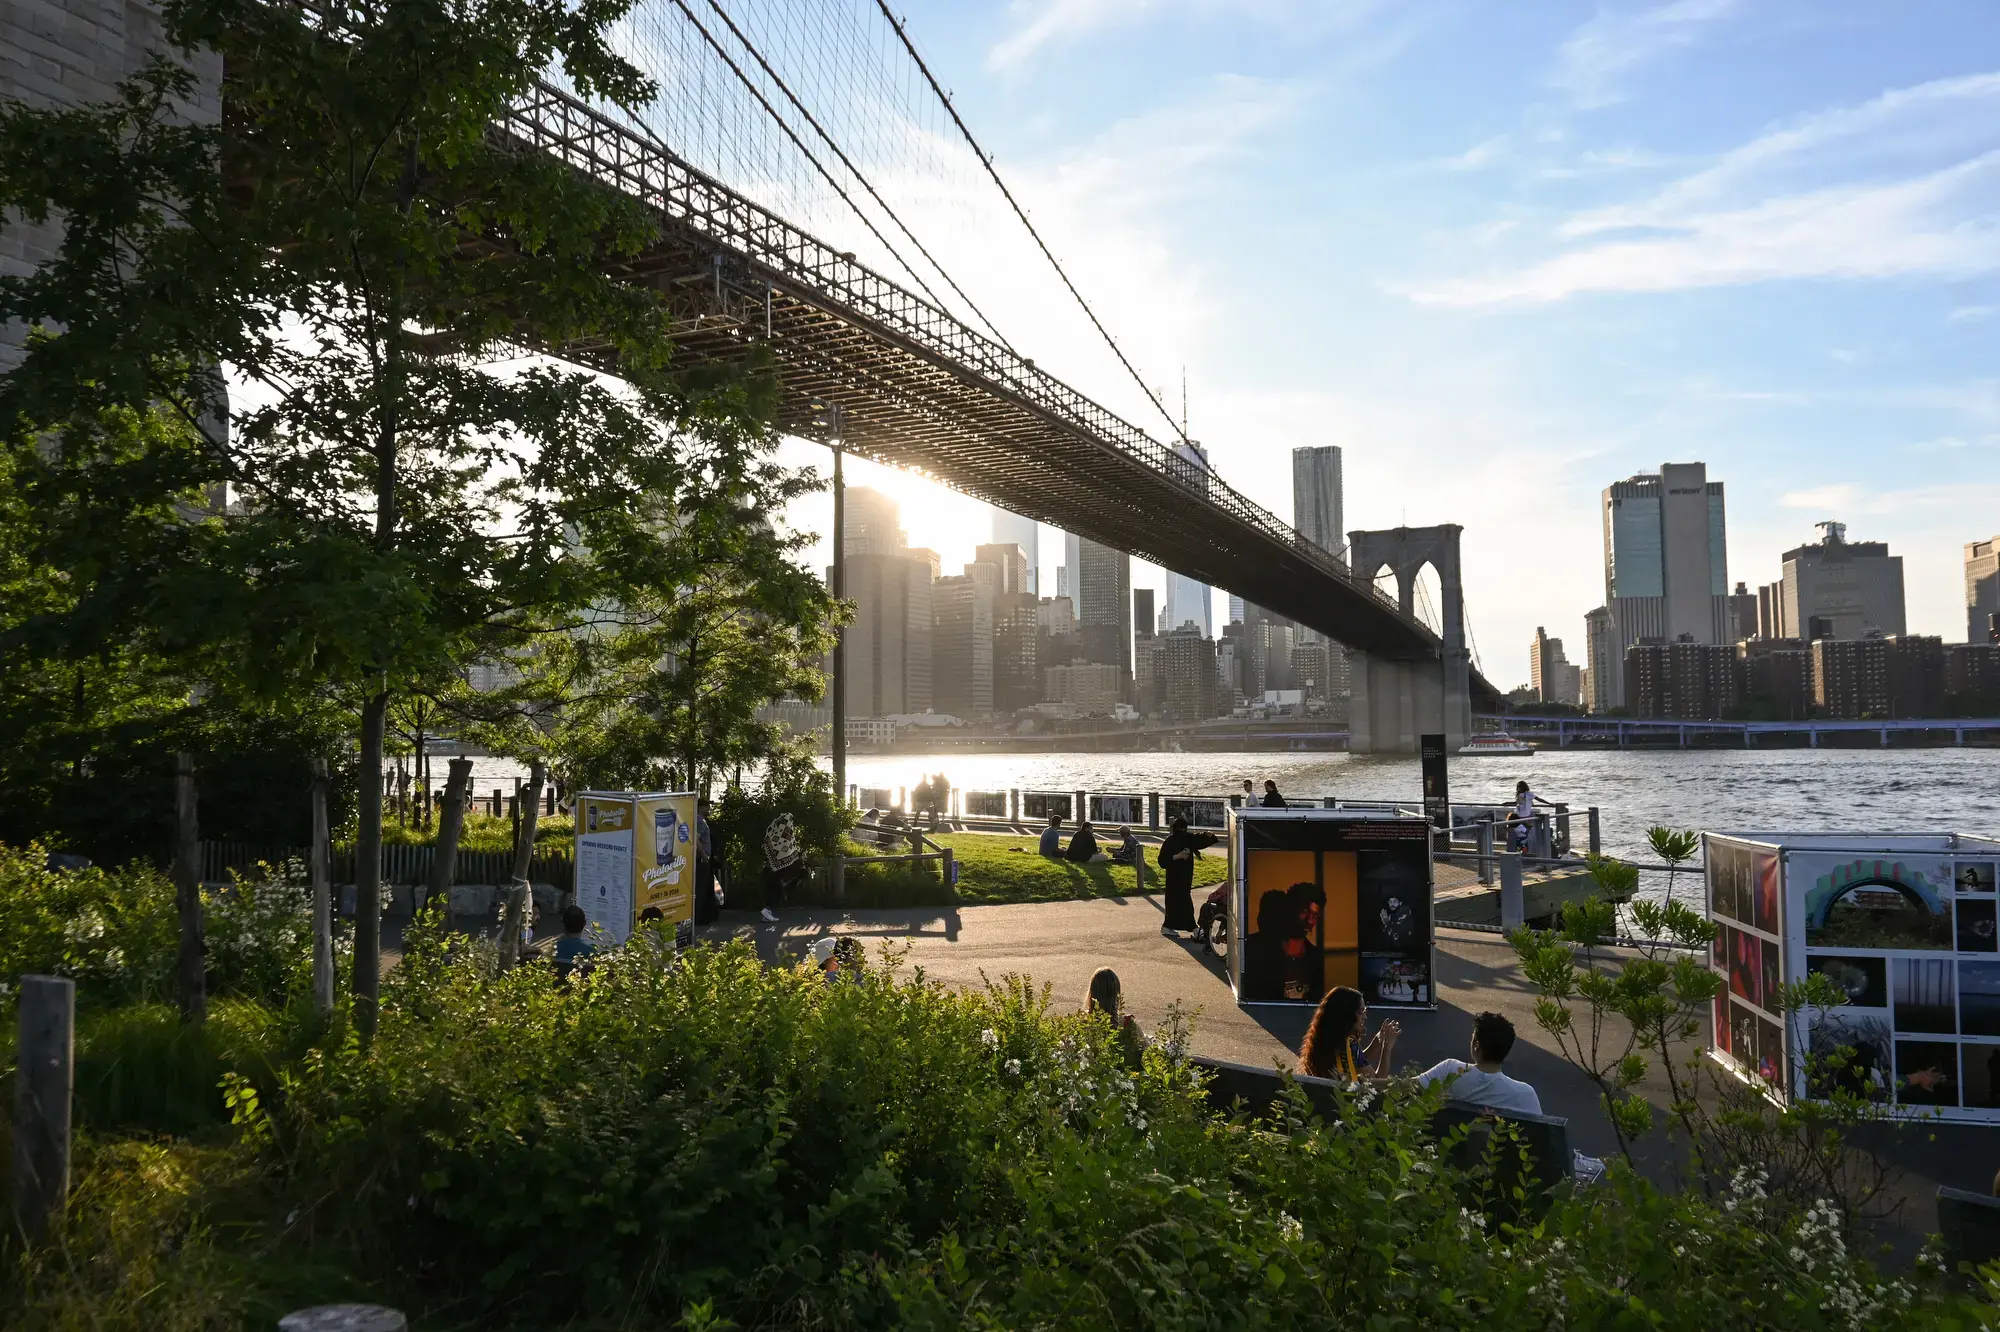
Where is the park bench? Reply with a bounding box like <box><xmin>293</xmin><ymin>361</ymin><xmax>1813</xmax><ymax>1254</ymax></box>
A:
<box><xmin>1189</xmin><ymin>1054</ymin><xmax>1574</xmax><ymax>1223</ymax></box>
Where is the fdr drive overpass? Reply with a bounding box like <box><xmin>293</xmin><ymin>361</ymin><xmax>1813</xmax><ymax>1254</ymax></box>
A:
<box><xmin>501</xmin><ymin>84</ymin><xmax>1497</xmax><ymax>750</ymax></box>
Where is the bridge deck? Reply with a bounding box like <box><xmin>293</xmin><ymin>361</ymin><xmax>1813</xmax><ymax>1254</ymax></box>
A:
<box><xmin>501</xmin><ymin>84</ymin><xmax>1461</xmax><ymax>665</ymax></box>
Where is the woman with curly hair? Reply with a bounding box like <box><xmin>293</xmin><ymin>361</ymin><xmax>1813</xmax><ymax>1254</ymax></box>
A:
<box><xmin>1299</xmin><ymin>985</ymin><xmax>1399</xmax><ymax>1082</ymax></box>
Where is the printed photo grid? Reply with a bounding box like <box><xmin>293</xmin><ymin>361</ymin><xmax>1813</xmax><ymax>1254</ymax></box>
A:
<box><xmin>1709</xmin><ymin>838</ymin><xmax>2000</xmax><ymax>1118</ymax></box>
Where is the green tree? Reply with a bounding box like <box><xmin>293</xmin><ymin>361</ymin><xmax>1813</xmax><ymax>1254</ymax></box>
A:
<box><xmin>0</xmin><ymin>0</ymin><xmax>815</xmax><ymax>1038</ymax></box>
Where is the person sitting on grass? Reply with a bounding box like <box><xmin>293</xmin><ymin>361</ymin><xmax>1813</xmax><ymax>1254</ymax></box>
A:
<box><xmin>1038</xmin><ymin>813</ymin><xmax>1065</xmax><ymax>857</ymax></box>
<box><xmin>1415</xmin><ymin>1011</ymin><xmax>1542</xmax><ymax>1115</ymax></box>
<box><xmin>1110</xmin><ymin>827</ymin><xmax>1143</xmax><ymax>867</ymax></box>
<box><xmin>553</xmin><ymin>904</ymin><xmax>597</xmax><ymax>983</ymax></box>
<box><xmin>1087</xmin><ymin>967</ymin><xmax>1146</xmax><ymax>1069</ymax></box>
<box><xmin>1299</xmin><ymin>985</ymin><xmax>1400</xmax><ymax>1082</ymax></box>
<box><xmin>1066</xmin><ymin>819</ymin><xmax>1107</xmax><ymax>863</ymax></box>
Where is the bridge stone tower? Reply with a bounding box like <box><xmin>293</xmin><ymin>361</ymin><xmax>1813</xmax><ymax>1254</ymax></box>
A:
<box><xmin>2</xmin><ymin>0</ymin><xmax>220</xmax><ymax>370</ymax></box>
<box><xmin>1345</xmin><ymin>524</ymin><xmax>1472</xmax><ymax>754</ymax></box>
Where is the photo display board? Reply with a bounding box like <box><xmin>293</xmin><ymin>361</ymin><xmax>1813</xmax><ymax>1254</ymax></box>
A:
<box><xmin>577</xmin><ymin>791</ymin><xmax>698</xmax><ymax>950</ymax></box>
<box><xmin>1706</xmin><ymin>831</ymin><xmax>2000</xmax><ymax>1123</ymax></box>
<box><xmin>1229</xmin><ymin>809</ymin><xmax>1435</xmax><ymax>1009</ymax></box>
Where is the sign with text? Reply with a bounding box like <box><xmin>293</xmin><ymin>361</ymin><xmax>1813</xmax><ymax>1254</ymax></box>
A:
<box><xmin>1420</xmin><ymin>733</ymin><xmax>1450</xmax><ymax>831</ymax></box>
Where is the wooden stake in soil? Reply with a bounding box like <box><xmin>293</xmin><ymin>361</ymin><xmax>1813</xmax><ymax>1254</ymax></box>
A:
<box><xmin>310</xmin><ymin>756</ymin><xmax>335</xmax><ymax>1015</ymax></box>
<box><xmin>173</xmin><ymin>751</ymin><xmax>206</xmax><ymax>1024</ymax></box>
<box><xmin>11</xmin><ymin>975</ymin><xmax>74</xmax><ymax>1242</ymax></box>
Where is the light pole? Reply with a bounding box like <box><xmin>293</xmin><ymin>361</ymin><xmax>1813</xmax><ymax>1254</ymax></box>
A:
<box><xmin>821</xmin><ymin>403</ymin><xmax>847</xmax><ymax>808</ymax></box>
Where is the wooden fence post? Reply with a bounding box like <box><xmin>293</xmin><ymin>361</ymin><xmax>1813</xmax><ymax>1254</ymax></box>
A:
<box><xmin>310</xmin><ymin>757</ymin><xmax>334</xmax><ymax>1015</ymax></box>
<box><xmin>11</xmin><ymin>975</ymin><xmax>74</xmax><ymax>1242</ymax></box>
<box><xmin>173</xmin><ymin>752</ymin><xmax>206</xmax><ymax>1024</ymax></box>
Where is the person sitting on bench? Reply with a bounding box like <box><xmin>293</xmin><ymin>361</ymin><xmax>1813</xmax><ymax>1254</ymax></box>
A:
<box><xmin>1416</xmin><ymin>1011</ymin><xmax>1542</xmax><ymax>1115</ymax></box>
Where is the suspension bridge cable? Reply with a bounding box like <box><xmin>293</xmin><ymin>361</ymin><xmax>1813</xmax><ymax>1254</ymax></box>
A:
<box><xmin>697</xmin><ymin>0</ymin><xmax>1021</xmax><ymax>354</ymax></box>
<box><xmin>665</xmin><ymin>0</ymin><xmax>961</xmax><ymax>325</ymax></box>
<box><xmin>873</xmin><ymin>1</ymin><xmax>1190</xmax><ymax>447</ymax></box>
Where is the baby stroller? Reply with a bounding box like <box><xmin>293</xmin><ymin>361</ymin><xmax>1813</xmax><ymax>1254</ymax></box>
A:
<box><xmin>1196</xmin><ymin>881</ymin><xmax>1230</xmax><ymax>959</ymax></box>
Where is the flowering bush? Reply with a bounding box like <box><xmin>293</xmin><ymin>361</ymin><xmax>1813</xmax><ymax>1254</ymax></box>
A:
<box><xmin>0</xmin><ymin>843</ymin><xmax>330</xmax><ymax>1011</ymax></box>
<box><xmin>0</xmin><ymin>843</ymin><xmax>177</xmax><ymax>1008</ymax></box>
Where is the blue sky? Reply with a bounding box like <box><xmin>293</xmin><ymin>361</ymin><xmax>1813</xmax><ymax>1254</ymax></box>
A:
<box><xmin>768</xmin><ymin>0</ymin><xmax>1999</xmax><ymax>681</ymax></box>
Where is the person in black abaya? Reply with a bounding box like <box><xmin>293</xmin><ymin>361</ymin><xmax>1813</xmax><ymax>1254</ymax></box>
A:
<box><xmin>1157</xmin><ymin>816</ymin><xmax>1218</xmax><ymax>937</ymax></box>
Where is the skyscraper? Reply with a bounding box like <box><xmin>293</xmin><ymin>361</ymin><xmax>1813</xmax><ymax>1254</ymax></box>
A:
<box><xmin>1057</xmin><ymin>530</ymin><xmax>1082</xmax><ymax>601</ymax></box>
<box><xmin>974</xmin><ymin>542</ymin><xmax>1030</xmax><ymax>596</ymax></box>
<box><xmin>1590</xmin><ymin>462</ymin><xmax>1731</xmax><ymax>707</ymax></box>
<box><xmin>837</xmin><ymin>488</ymin><xmax>932</xmax><ymax>717</ymax></box>
<box><xmin>1076</xmin><ymin>537</ymin><xmax>1132</xmax><ymax>681</ymax></box>
<box><xmin>1292</xmin><ymin>446</ymin><xmax>1344</xmax><ymax>557</ymax></box>
<box><xmin>842</xmin><ymin>486</ymin><xmax>904</xmax><ymax>557</ymax></box>
<box><xmin>993</xmin><ymin>592</ymin><xmax>1042</xmax><ymax>714</ymax></box>
<box><xmin>1162</xmin><ymin>441</ymin><xmax>1215</xmax><ymax>635</ymax></box>
<box><xmin>1778</xmin><ymin>523</ymin><xmax>1906</xmax><ymax>642</ymax></box>
<box><xmin>1133</xmin><ymin>588</ymin><xmax>1155</xmax><ymax>640</ymax></box>
<box><xmin>931</xmin><ymin>573</ymin><xmax>994</xmax><ymax>721</ymax></box>
<box><xmin>1529</xmin><ymin>627</ymin><xmax>1581</xmax><ymax>706</ymax></box>
<box><xmin>1291</xmin><ymin>445</ymin><xmax>1348</xmax><ymax>698</ymax></box>
<box><xmin>1965</xmin><ymin>536</ymin><xmax>1998</xmax><ymax>643</ymax></box>
<box><xmin>989</xmin><ymin>510</ymin><xmax>1039</xmax><ymax>595</ymax></box>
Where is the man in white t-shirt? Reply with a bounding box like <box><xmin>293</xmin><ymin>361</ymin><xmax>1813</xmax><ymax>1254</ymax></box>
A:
<box><xmin>1417</xmin><ymin>1011</ymin><xmax>1543</xmax><ymax>1116</ymax></box>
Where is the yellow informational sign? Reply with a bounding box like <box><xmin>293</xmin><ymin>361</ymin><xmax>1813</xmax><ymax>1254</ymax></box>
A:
<box><xmin>576</xmin><ymin>790</ymin><xmax>697</xmax><ymax>949</ymax></box>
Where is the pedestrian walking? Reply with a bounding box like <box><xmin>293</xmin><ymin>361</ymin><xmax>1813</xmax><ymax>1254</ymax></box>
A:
<box><xmin>1260</xmin><ymin>779</ymin><xmax>1286</xmax><ymax>808</ymax></box>
<box><xmin>1156</xmin><ymin>815</ymin><xmax>1218</xmax><ymax>937</ymax></box>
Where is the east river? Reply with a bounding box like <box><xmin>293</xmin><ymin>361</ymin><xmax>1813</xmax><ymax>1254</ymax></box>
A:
<box><xmin>437</xmin><ymin>746</ymin><xmax>1997</xmax><ymax>866</ymax></box>
<box><xmin>830</xmin><ymin>748</ymin><xmax>2000</xmax><ymax>864</ymax></box>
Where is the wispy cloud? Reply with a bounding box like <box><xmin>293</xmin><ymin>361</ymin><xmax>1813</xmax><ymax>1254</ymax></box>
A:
<box><xmin>1408</xmin><ymin>72</ymin><xmax>2000</xmax><ymax>305</ymax></box>
<box><xmin>1554</xmin><ymin>0</ymin><xmax>1738</xmax><ymax>108</ymax></box>
<box><xmin>987</xmin><ymin>0</ymin><xmax>1384</xmax><ymax>72</ymax></box>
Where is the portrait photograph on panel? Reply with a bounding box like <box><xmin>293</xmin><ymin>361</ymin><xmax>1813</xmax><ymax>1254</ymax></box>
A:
<box><xmin>1959</xmin><ymin>863</ymin><xmax>1998</xmax><ymax>894</ymax></box>
<box><xmin>1807</xmin><ymin>1011</ymin><xmax>1891</xmax><ymax>1100</ymax></box>
<box><xmin>1730</xmin><ymin>1000</ymin><xmax>1759</xmax><ymax>1069</ymax></box>
<box><xmin>1755</xmin><ymin>1014</ymin><xmax>1787</xmax><ymax>1089</ymax></box>
<box><xmin>1707</xmin><ymin>841</ymin><xmax>1741</xmax><ymax>924</ymax></box>
<box><xmin>1962</xmin><ymin>1043</ymin><xmax>2000</xmax><ymax>1110</ymax></box>
<box><xmin>1895</xmin><ymin>1040</ymin><xmax>1960</xmax><ymax>1107</ymax></box>
<box><xmin>1714</xmin><ymin>994</ymin><xmax>1731</xmax><ymax>1056</ymax></box>
<box><xmin>1894</xmin><ymin>957</ymin><xmax>1957</xmax><ymax>1034</ymax></box>
<box><xmin>1753</xmin><ymin>850</ymin><xmax>1780</xmax><ymax>935</ymax></box>
<box><xmin>1760</xmin><ymin>937</ymin><xmax>1782</xmax><ymax>1009</ymax></box>
<box><xmin>1960</xmin><ymin>961</ymin><xmax>2000</xmax><ymax>1038</ymax></box>
<box><xmin>1960</xmin><ymin>898</ymin><xmax>1999</xmax><ymax>954</ymax></box>
<box><xmin>1807</xmin><ymin>955</ymin><xmax>1887</xmax><ymax>1010</ymax></box>
<box><xmin>1729</xmin><ymin>927</ymin><xmax>1763</xmax><ymax>1009</ymax></box>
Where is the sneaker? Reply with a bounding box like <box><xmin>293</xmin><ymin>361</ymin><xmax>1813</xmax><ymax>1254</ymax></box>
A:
<box><xmin>760</xmin><ymin>908</ymin><xmax>779</xmax><ymax>923</ymax></box>
<box><xmin>1160</xmin><ymin>925</ymin><xmax>1179</xmax><ymax>938</ymax></box>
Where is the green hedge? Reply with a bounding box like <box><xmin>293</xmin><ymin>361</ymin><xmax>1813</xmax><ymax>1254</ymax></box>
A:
<box><xmin>6</xmin><ymin>931</ymin><xmax>1984</xmax><ymax>1329</ymax></box>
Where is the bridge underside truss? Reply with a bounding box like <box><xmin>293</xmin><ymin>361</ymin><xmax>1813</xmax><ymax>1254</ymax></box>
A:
<box><xmin>504</xmin><ymin>84</ymin><xmax>1473</xmax><ymax>669</ymax></box>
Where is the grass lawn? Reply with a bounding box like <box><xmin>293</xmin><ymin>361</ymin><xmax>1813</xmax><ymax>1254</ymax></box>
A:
<box><xmin>839</xmin><ymin>831</ymin><xmax>1227</xmax><ymax>907</ymax></box>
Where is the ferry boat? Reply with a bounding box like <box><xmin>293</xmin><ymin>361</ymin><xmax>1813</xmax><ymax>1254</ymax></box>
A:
<box><xmin>1459</xmin><ymin>732</ymin><xmax>1535</xmax><ymax>757</ymax></box>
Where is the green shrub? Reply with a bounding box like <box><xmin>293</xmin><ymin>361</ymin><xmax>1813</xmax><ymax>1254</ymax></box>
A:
<box><xmin>210</xmin><ymin>935</ymin><xmax>1974</xmax><ymax>1329</ymax></box>
<box><xmin>0</xmin><ymin>844</ymin><xmax>177</xmax><ymax>1008</ymax></box>
<box><xmin>712</xmin><ymin>747</ymin><xmax>853</xmax><ymax>900</ymax></box>
<box><xmin>0</xmin><ymin>843</ymin><xmax>332</xmax><ymax>1012</ymax></box>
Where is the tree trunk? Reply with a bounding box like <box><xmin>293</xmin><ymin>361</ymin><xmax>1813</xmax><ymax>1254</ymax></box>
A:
<box><xmin>497</xmin><ymin>757</ymin><xmax>546</xmax><ymax>970</ymax></box>
<box><xmin>353</xmin><ymin>689</ymin><xmax>390</xmax><ymax>1043</ymax></box>
<box><xmin>427</xmin><ymin>757</ymin><xmax>473</xmax><ymax>917</ymax></box>
<box><xmin>173</xmin><ymin>752</ymin><xmax>205</xmax><ymax>1024</ymax></box>
<box><xmin>310</xmin><ymin>756</ymin><xmax>334</xmax><ymax>1015</ymax></box>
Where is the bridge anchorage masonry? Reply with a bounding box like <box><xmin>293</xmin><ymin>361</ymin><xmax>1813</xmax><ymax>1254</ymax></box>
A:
<box><xmin>1344</xmin><ymin>525</ymin><xmax>1472</xmax><ymax>755</ymax></box>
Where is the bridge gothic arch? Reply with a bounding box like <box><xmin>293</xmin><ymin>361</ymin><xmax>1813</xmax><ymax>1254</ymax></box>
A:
<box><xmin>1343</xmin><ymin>525</ymin><xmax>1471</xmax><ymax>754</ymax></box>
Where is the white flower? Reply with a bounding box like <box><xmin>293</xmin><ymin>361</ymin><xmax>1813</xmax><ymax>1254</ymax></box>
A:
<box><xmin>981</xmin><ymin>1028</ymin><xmax>999</xmax><ymax>1049</ymax></box>
<box><xmin>1279</xmin><ymin>1213</ymin><xmax>1303</xmax><ymax>1243</ymax></box>
<box><xmin>1004</xmin><ymin>1058</ymin><xmax>1022</xmax><ymax>1076</ymax></box>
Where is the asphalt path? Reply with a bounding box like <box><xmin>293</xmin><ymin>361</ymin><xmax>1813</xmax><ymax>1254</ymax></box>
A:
<box><xmin>705</xmin><ymin>892</ymin><xmax>2000</xmax><ymax>1253</ymax></box>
